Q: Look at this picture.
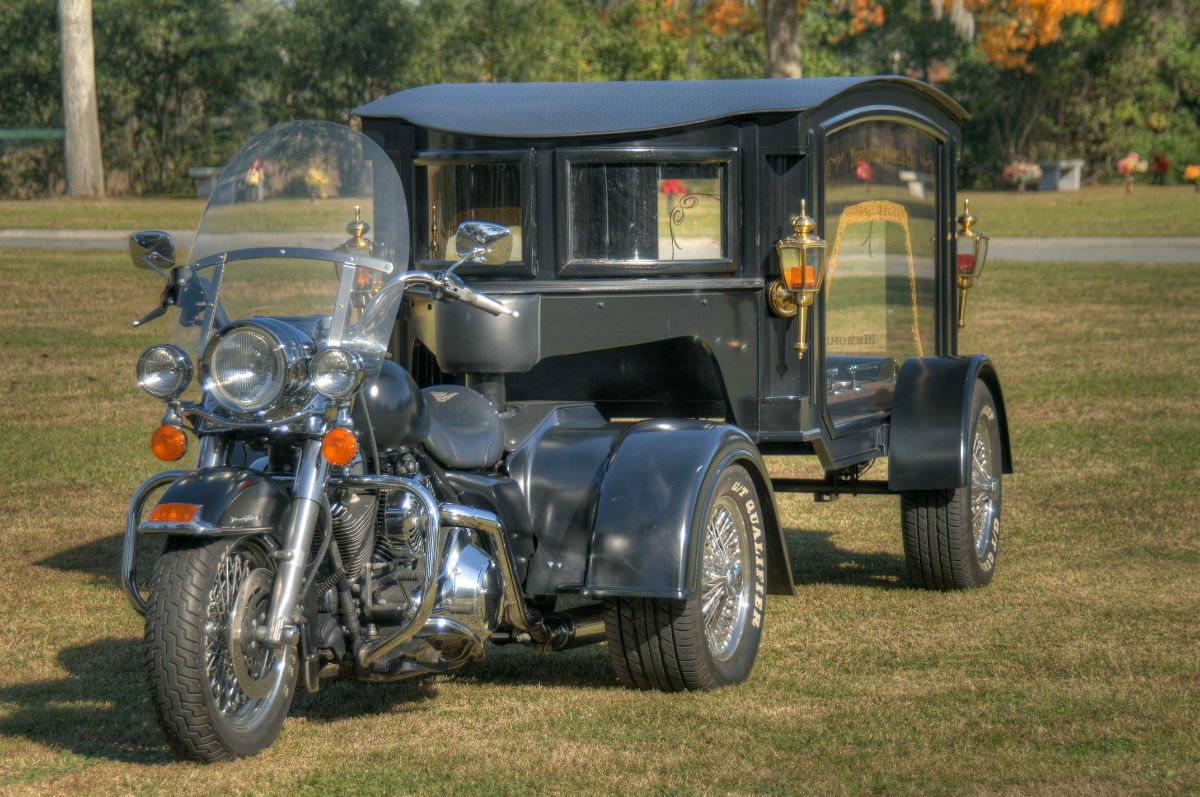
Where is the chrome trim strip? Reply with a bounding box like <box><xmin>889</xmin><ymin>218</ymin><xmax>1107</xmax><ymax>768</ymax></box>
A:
<box><xmin>122</xmin><ymin>469</ymin><xmax>189</xmax><ymax>615</ymax></box>
<box><xmin>138</xmin><ymin>521</ymin><xmax>273</xmax><ymax>535</ymax></box>
<box><xmin>192</xmin><ymin>246</ymin><xmax>394</xmax><ymax>274</ymax></box>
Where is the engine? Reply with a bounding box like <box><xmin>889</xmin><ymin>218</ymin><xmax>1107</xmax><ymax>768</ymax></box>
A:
<box><xmin>319</xmin><ymin>478</ymin><xmax>504</xmax><ymax>680</ymax></box>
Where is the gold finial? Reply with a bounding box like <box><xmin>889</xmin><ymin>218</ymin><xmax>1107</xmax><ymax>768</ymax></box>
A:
<box><xmin>345</xmin><ymin>204</ymin><xmax>370</xmax><ymax>248</ymax></box>
<box><xmin>791</xmin><ymin>198</ymin><xmax>817</xmax><ymax>242</ymax></box>
<box><xmin>957</xmin><ymin>198</ymin><xmax>977</xmax><ymax>236</ymax></box>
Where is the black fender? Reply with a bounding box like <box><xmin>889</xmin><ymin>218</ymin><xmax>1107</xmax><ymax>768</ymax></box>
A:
<box><xmin>140</xmin><ymin>467</ymin><xmax>291</xmax><ymax>541</ymax></box>
<box><xmin>888</xmin><ymin>355</ymin><xmax>1013</xmax><ymax>492</ymax></box>
<box><xmin>582</xmin><ymin>420</ymin><xmax>794</xmax><ymax>600</ymax></box>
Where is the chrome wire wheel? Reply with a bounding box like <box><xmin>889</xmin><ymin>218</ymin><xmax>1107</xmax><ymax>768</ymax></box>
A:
<box><xmin>970</xmin><ymin>419</ymin><xmax>1000</xmax><ymax>562</ymax></box>
<box><xmin>205</xmin><ymin>541</ymin><xmax>288</xmax><ymax>729</ymax></box>
<box><xmin>700</xmin><ymin>495</ymin><xmax>751</xmax><ymax>661</ymax></box>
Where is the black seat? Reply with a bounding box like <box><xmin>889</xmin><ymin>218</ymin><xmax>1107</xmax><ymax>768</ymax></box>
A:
<box><xmin>421</xmin><ymin>385</ymin><xmax>504</xmax><ymax>470</ymax></box>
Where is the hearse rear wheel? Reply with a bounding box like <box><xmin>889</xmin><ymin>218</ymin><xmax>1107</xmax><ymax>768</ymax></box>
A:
<box><xmin>603</xmin><ymin>464</ymin><xmax>765</xmax><ymax>691</ymax></box>
<box><xmin>900</xmin><ymin>381</ymin><xmax>1001</xmax><ymax>590</ymax></box>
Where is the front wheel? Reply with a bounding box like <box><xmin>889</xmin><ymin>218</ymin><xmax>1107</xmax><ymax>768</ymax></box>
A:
<box><xmin>604</xmin><ymin>464</ymin><xmax>765</xmax><ymax>691</ymax></box>
<box><xmin>145</xmin><ymin>536</ymin><xmax>297</xmax><ymax>762</ymax></box>
<box><xmin>901</xmin><ymin>380</ymin><xmax>1002</xmax><ymax>589</ymax></box>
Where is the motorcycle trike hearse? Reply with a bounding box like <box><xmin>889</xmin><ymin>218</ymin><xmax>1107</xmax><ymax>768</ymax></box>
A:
<box><xmin>122</xmin><ymin>76</ymin><xmax>1011</xmax><ymax>762</ymax></box>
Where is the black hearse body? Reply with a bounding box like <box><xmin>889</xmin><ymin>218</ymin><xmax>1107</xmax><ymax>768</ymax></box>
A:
<box><xmin>355</xmin><ymin>77</ymin><xmax>1011</xmax><ymax>598</ymax></box>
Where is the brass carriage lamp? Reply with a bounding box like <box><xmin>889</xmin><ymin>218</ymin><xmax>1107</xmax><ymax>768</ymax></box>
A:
<box><xmin>955</xmin><ymin>199</ymin><xmax>989</xmax><ymax>328</ymax></box>
<box><xmin>768</xmin><ymin>200</ymin><xmax>828</xmax><ymax>361</ymax></box>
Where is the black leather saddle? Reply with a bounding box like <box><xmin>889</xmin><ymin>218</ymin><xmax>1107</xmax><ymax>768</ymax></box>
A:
<box><xmin>421</xmin><ymin>385</ymin><xmax>504</xmax><ymax>470</ymax></box>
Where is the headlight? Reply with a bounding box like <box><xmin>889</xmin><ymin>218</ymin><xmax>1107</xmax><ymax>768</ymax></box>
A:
<box><xmin>201</xmin><ymin>319</ymin><xmax>313</xmax><ymax>415</ymax></box>
<box><xmin>310</xmin><ymin>347</ymin><xmax>364</xmax><ymax>401</ymax></box>
<box><xmin>136</xmin><ymin>344</ymin><xmax>192</xmax><ymax>399</ymax></box>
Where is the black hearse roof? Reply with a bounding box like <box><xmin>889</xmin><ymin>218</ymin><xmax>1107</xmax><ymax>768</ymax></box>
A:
<box><xmin>354</xmin><ymin>77</ymin><xmax>968</xmax><ymax>139</ymax></box>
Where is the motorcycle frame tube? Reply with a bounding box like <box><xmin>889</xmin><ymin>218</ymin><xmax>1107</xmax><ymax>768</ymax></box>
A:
<box><xmin>263</xmin><ymin>429</ymin><xmax>330</xmax><ymax>648</ymax></box>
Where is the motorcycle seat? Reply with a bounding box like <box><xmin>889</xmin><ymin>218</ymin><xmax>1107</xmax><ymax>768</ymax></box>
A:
<box><xmin>421</xmin><ymin>385</ymin><xmax>504</xmax><ymax>470</ymax></box>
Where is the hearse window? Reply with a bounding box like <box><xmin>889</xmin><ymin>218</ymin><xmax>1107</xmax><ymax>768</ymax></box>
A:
<box><xmin>558</xmin><ymin>149</ymin><xmax>734</xmax><ymax>276</ymax></box>
<box><xmin>415</xmin><ymin>151</ymin><xmax>529</xmax><ymax>267</ymax></box>
<box><xmin>822</xmin><ymin>120</ymin><xmax>940</xmax><ymax>427</ymax></box>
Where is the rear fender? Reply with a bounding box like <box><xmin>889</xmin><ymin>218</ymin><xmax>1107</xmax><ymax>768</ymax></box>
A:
<box><xmin>583</xmin><ymin>421</ymin><xmax>794</xmax><ymax>600</ymax></box>
<box><xmin>888</xmin><ymin>354</ymin><xmax>1013</xmax><ymax>491</ymax></box>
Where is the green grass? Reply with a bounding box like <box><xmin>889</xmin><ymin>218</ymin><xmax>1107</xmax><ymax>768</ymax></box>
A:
<box><xmin>961</xmin><ymin>183</ymin><xmax>1200</xmax><ymax>237</ymax></box>
<box><xmin>1</xmin><ymin>235</ymin><xmax>1199</xmax><ymax>794</ymax></box>
<box><xmin>4</xmin><ymin>183</ymin><xmax>1200</xmax><ymax>238</ymax></box>
<box><xmin>0</xmin><ymin>197</ymin><xmax>205</xmax><ymax>231</ymax></box>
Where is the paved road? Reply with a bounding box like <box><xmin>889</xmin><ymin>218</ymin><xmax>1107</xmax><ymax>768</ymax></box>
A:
<box><xmin>1</xmin><ymin>229</ymin><xmax>1198</xmax><ymax>263</ymax></box>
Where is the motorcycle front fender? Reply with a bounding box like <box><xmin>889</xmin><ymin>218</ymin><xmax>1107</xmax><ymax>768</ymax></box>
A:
<box><xmin>139</xmin><ymin>467</ymin><xmax>291</xmax><ymax>539</ymax></box>
<box><xmin>122</xmin><ymin>467</ymin><xmax>292</xmax><ymax>616</ymax></box>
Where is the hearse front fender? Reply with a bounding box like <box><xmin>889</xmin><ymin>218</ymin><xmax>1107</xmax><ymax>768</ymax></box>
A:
<box><xmin>582</xmin><ymin>421</ymin><xmax>794</xmax><ymax>600</ymax></box>
<box><xmin>888</xmin><ymin>355</ymin><xmax>1013</xmax><ymax>492</ymax></box>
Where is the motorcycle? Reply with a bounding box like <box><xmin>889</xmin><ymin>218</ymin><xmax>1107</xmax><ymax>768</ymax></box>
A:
<box><xmin>123</xmin><ymin>119</ymin><xmax>771</xmax><ymax>763</ymax></box>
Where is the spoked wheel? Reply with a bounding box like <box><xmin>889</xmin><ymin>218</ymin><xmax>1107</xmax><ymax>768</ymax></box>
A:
<box><xmin>145</xmin><ymin>536</ymin><xmax>297</xmax><ymax>762</ymax></box>
<box><xmin>604</xmin><ymin>464</ymin><xmax>765</xmax><ymax>691</ymax></box>
<box><xmin>901</xmin><ymin>380</ymin><xmax>1002</xmax><ymax>589</ymax></box>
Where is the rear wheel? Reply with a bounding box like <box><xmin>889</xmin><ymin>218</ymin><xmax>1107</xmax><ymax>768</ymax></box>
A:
<box><xmin>604</xmin><ymin>464</ymin><xmax>765</xmax><ymax>691</ymax></box>
<box><xmin>901</xmin><ymin>381</ymin><xmax>1002</xmax><ymax>589</ymax></box>
<box><xmin>145</xmin><ymin>536</ymin><xmax>297</xmax><ymax>762</ymax></box>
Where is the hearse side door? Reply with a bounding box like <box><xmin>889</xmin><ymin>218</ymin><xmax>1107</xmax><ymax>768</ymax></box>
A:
<box><xmin>813</xmin><ymin>110</ymin><xmax>955</xmax><ymax>469</ymax></box>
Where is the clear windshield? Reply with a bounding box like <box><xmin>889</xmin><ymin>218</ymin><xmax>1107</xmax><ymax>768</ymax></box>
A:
<box><xmin>171</xmin><ymin>120</ymin><xmax>409</xmax><ymax>376</ymax></box>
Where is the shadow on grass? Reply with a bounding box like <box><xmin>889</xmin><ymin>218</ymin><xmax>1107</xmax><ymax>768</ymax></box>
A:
<box><xmin>0</xmin><ymin>638</ymin><xmax>171</xmax><ymax>764</ymax></box>
<box><xmin>0</xmin><ymin>638</ymin><xmax>441</xmax><ymax>764</ymax></box>
<box><xmin>36</xmin><ymin>533</ymin><xmax>126</xmax><ymax>580</ymax></box>
<box><xmin>784</xmin><ymin>527</ymin><xmax>909</xmax><ymax>589</ymax></box>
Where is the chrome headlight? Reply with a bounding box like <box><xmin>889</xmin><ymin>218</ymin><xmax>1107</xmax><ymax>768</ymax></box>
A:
<box><xmin>136</xmin><ymin>344</ymin><xmax>193</xmax><ymax>399</ymax></box>
<box><xmin>201</xmin><ymin>319</ymin><xmax>313</xmax><ymax>416</ymax></box>
<box><xmin>310</xmin><ymin>347</ymin><xmax>364</xmax><ymax>401</ymax></box>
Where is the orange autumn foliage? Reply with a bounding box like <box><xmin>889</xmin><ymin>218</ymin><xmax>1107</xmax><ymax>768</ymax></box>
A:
<box><xmin>943</xmin><ymin>0</ymin><xmax>1124</xmax><ymax>70</ymax></box>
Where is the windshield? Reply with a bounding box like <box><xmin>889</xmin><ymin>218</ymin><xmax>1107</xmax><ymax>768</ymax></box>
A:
<box><xmin>171</xmin><ymin>120</ymin><xmax>409</xmax><ymax>376</ymax></box>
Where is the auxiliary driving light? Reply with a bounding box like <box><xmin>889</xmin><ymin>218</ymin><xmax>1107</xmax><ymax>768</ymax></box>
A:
<box><xmin>136</xmin><ymin>344</ymin><xmax>193</xmax><ymax>400</ymax></box>
<box><xmin>311</xmin><ymin>347</ymin><xmax>365</xmax><ymax>401</ymax></box>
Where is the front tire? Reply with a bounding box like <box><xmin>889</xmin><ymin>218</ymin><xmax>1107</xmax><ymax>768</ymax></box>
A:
<box><xmin>604</xmin><ymin>464</ymin><xmax>765</xmax><ymax>691</ymax></box>
<box><xmin>145</xmin><ymin>536</ymin><xmax>297</xmax><ymax>762</ymax></box>
<box><xmin>901</xmin><ymin>381</ymin><xmax>1002</xmax><ymax>589</ymax></box>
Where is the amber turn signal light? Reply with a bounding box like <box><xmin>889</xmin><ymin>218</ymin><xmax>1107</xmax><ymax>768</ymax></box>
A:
<box><xmin>321</xmin><ymin>427</ymin><xmax>358</xmax><ymax>466</ymax></box>
<box><xmin>148</xmin><ymin>503</ymin><xmax>200</xmax><ymax>523</ymax></box>
<box><xmin>151</xmin><ymin>425</ymin><xmax>187</xmax><ymax>461</ymax></box>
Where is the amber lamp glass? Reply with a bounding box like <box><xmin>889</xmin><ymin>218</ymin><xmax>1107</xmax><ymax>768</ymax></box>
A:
<box><xmin>321</xmin><ymin>427</ymin><xmax>358</xmax><ymax>466</ymax></box>
<box><xmin>955</xmin><ymin>198</ymin><xmax>989</xmax><ymax>328</ymax></box>
<box><xmin>151</xmin><ymin>424</ymin><xmax>187</xmax><ymax>462</ymax></box>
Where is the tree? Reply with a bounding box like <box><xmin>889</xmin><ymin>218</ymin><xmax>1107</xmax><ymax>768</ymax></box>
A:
<box><xmin>764</xmin><ymin>0</ymin><xmax>800</xmax><ymax>77</ymax></box>
<box><xmin>58</xmin><ymin>0</ymin><xmax>105</xmax><ymax>197</ymax></box>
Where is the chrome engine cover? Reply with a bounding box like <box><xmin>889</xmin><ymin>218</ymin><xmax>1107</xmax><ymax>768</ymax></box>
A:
<box><xmin>427</xmin><ymin>527</ymin><xmax>503</xmax><ymax>648</ymax></box>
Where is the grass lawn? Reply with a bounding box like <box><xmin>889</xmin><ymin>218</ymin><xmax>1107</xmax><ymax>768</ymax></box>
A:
<box><xmin>0</xmin><ymin>222</ymin><xmax>1198</xmax><ymax>793</ymax></box>
<box><xmin>2</xmin><ymin>184</ymin><xmax>1199</xmax><ymax>238</ymax></box>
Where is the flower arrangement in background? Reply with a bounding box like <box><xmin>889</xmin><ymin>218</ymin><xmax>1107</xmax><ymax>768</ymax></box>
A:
<box><xmin>306</xmin><ymin>167</ymin><xmax>329</xmax><ymax>200</ymax></box>
<box><xmin>1002</xmin><ymin>160</ymin><xmax>1042</xmax><ymax>191</ymax></box>
<box><xmin>1184</xmin><ymin>164</ymin><xmax>1200</xmax><ymax>192</ymax></box>
<box><xmin>1116</xmin><ymin>151</ymin><xmax>1148</xmax><ymax>193</ymax></box>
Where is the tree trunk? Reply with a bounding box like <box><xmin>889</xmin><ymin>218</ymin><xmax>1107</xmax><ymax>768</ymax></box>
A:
<box><xmin>764</xmin><ymin>0</ymin><xmax>800</xmax><ymax>78</ymax></box>
<box><xmin>59</xmin><ymin>0</ymin><xmax>105</xmax><ymax>197</ymax></box>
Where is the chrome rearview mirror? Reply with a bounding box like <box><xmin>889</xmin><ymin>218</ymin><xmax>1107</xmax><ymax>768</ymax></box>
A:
<box><xmin>451</xmin><ymin>221</ymin><xmax>513</xmax><ymax>270</ymax></box>
<box><xmin>129</xmin><ymin>230</ymin><xmax>176</xmax><ymax>280</ymax></box>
